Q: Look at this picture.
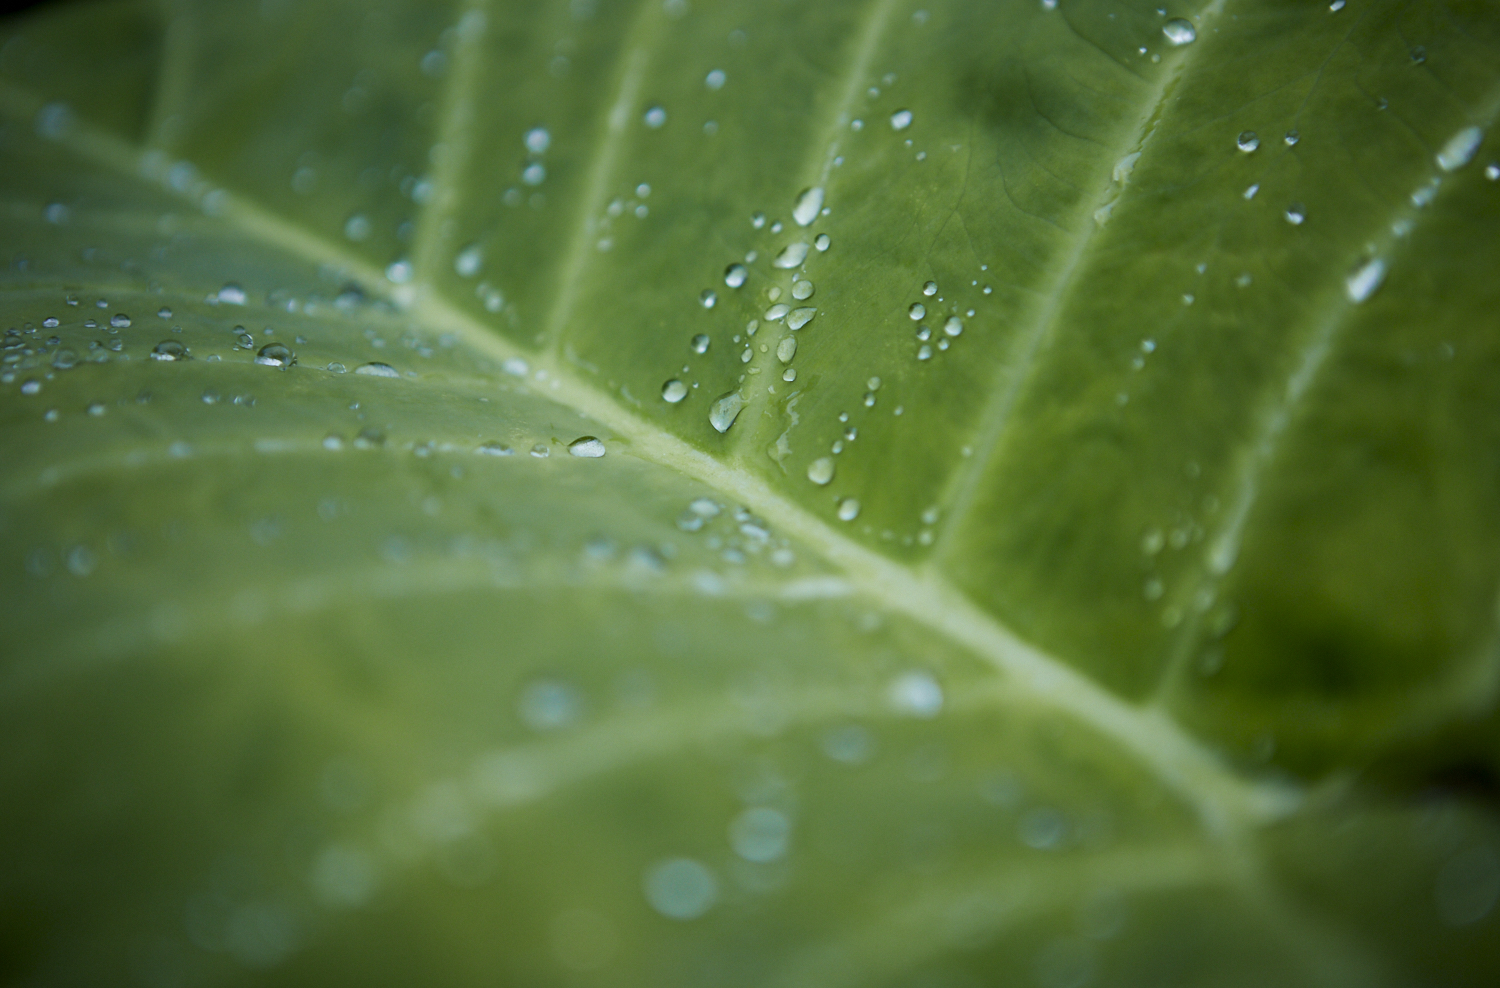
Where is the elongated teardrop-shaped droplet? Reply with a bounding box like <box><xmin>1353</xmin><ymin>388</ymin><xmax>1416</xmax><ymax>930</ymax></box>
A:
<box><xmin>792</xmin><ymin>186</ymin><xmax>824</xmax><ymax>226</ymax></box>
<box><xmin>1436</xmin><ymin>125</ymin><xmax>1483</xmax><ymax>172</ymax></box>
<box><xmin>568</xmin><ymin>436</ymin><xmax>606</xmax><ymax>457</ymax></box>
<box><xmin>773</xmin><ymin>242</ymin><xmax>810</xmax><ymax>269</ymax></box>
<box><xmin>709</xmin><ymin>391</ymin><xmax>743</xmax><ymax>433</ymax></box>
<box><xmin>724</xmin><ymin>263</ymin><xmax>747</xmax><ymax>288</ymax></box>
<box><xmin>777</xmin><ymin>336</ymin><xmax>797</xmax><ymax>362</ymax></box>
<box><xmin>807</xmin><ymin>457</ymin><xmax>835</xmax><ymax>485</ymax></box>
<box><xmin>890</xmin><ymin>109</ymin><xmax>913</xmax><ymax>130</ymax></box>
<box><xmin>1162</xmin><ymin>18</ymin><xmax>1196</xmax><ymax>45</ymax></box>
<box><xmin>787</xmin><ymin>307</ymin><xmax>817</xmax><ymax>330</ymax></box>
<box><xmin>1345</xmin><ymin>258</ymin><xmax>1386</xmax><ymax>304</ymax></box>
<box><xmin>765</xmin><ymin>303</ymin><xmax>790</xmax><ymax>321</ymax></box>
<box><xmin>355</xmin><ymin>361</ymin><xmax>400</xmax><ymax>378</ymax></box>
<box><xmin>256</xmin><ymin>343</ymin><xmax>295</xmax><ymax>368</ymax></box>
<box><xmin>662</xmin><ymin>378</ymin><xmax>688</xmax><ymax>403</ymax></box>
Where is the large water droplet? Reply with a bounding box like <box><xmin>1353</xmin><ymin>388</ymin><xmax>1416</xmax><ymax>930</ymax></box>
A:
<box><xmin>922</xmin><ymin>281</ymin><xmax>938</xmax><ymax>296</ymax></box>
<box><xmin>792</xmin><ymin>186</ymin><xmax>825</xmax><ymax>227</ymax></box>
<box><xmin>787</xmin><ymin>307</ymin><xmax>817</xmax><ymax>330</ymax></box>
<box><xmin>908</xmin><ymin>302</ymin><xmax>926</xmax><ymax>320</ymax></box>
<box><xmin>150</xmin><ymin>340</ymin><xmax>189</xmax><ymax>361</ymax></box>
<box><xmin>764</xmin><ymin>303</ymin><xmax>790</xmax><ymax>321</ymax></box>
<box><xmin>255</xmin><ymin>343</ymin><xmax>296</xmax><ymax>368</ymax></box>
<box><xmin>943</xmin><ymin>316</ymin><xmax>963</xmax><ymax>337</ymax></box>
<box><xmin>890</xmin><ymin>109</ymin><xmax>913</xmax><ymax>131</ymax></box>
<box><xmin>773</xmin><ymin>242</ymin><xmax>810</xmax><ymax>269</ymax></box>
<box><xmin>568</xmin><ymin>436</ymin><xmax>606</xmax><ymax>457</ymax></box>
<box><xmin>807</xmin><ymin>457</ymin><xmax>835</xmax><ymax>485</ymax></box>
<box><xmin>355</xmin><ymin>362</ymin><xmax>400</xmax><ymax>378</ymax></box>
<box><xmin>776</xmin><ymin>336</ymin><xmax>797</xmax><ymax>362</ymax></box>
<box><xmin>1162</xmin><ymin>18</ymin><xmax>1196</xmax><ymax>45</ymax></box>
<box><xmin>724</xmin><ymin>263</ymin><xmax>747</xmax><ymax>288</ymax></box>
<box><xmin>662</xmin><ymin>378</ymin><xmax>688</xmax><ymax>403</ymax></box>
<box><xmin>110</xmin><ymin>313</ymin><xmax>131</xmax><ymax>328</ymax></box>
<box><xmin>709</xmin><ymin>392</ymin><xmax>743</xmax><ymax>433</ymax></box>
<box><xmin>1437</xmin><ymin>125</ymin><xmax>1484</xmax><ymax>172</ymax></box>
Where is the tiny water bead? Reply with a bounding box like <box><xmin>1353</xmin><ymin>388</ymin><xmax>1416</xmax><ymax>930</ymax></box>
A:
<box><xmin>922</xmin><ymin>281</ymin><xmax>937</xmax><ymax>296</ymax></box>
<box><xmin>792</xmin><ymin>186</ymin><xmax>824</xmax><ymax>227</ymax></box>
<box><xmin>890</xmin><ymin>109</ymin><xmax>913</xmax><ymax>131</ymax></box>
<box><xmin>709</xmin><ymin>391</ymin><xmax>743</xmax><ymax>433</ymax></box>
<box><xmin>455</xmin><ymin>244</ymin><xmax>483</xmax><ymax>277</ymax></box>
<box><xmin>1237</xmin><ymin>130</ymin><xmax>1259</xmax><ymax>152</ymax></box>
<box><xmin>643</xmin><ymin>105</ymin><xmax>667</xmax><ymax>128</ymax></box>
<box><xmin>807</xmin><ymin>457</ymin><xmax>835</xmax><ymax>485</ymax></box>
<box><xmin>699</xmin><ymin>289</ymin><xmax>717</xmax><ymax>309</ymax></box>
<box><xmin>1162</xmin><ymin>18</ymin><xmax>1196</xmax><ymax>45</ymax></box>
<box><xmin>525</xmin><ymin>126</ymin><xmax>551</xmax><ymax>153</ymax></box>
<box><xmin>773</xmin><ymin>242</ymin><xmax>810</xmax><ymax>269</ymax></box>
<box><xmin>690</xmin><ymin>333</ymin><xmax>711</xmax><ymax>354</ymax></box>
<box><xmin>661</xmin><ymin>378</ymin><xmax>688</xmax><ymax>403</ymax></box>
<box><xmin>724</xmin><ymin>263</ymin><xmax>747</xmax><ymax>288</ymax></box>
<box><xmin>837</xmin><ymin>498</ymin><xmax>861</xmax><ymax>521</ymax></box>
<box><xmin>355</xmin><ymin>362</ymin><xmax>400</xmax><ymax>378</ymax></box>
<box><xmin>150</xmin><ymin>340</ymin><xmax>189</xmax><ymax>361</ymax></box>
<box><xmin>255</xmin><ymin>343</ymin><xmax>296</xmax><ymax>368</ymax></box>
<box><xmin>568</xmin><ymin>436</ymin><xmax>606</xmax><ymax>458</ymax></box>
<box><xmin>908</xmin><ymin>302</ymin><xmax>926</xmax><ymax>320</ymax></box>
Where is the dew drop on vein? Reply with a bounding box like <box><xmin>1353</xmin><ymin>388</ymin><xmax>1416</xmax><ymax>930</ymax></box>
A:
<box><xmin>256</xmin><ymin>343</ymin><xmax>296</xmax><ymax>368</ymax></box>
<box><xmin>1345</xmin><ymin>258</ymin><xmax>1386</xmax><ymax>304</ymax></box>
<box><xmin>1437</xmin><ymin>125</ymin><xmax>1484</xmax><ymax>172</ymax></box>
<box><xmin>792</xmin><ymin>186</ymin><xmax>824</xmax><ymax>227</ymax></box>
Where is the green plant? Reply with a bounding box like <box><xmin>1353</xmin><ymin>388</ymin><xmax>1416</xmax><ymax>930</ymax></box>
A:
<box><xmin>2</xmin><ymin>0</ymin><xmax>1498</xmax><ymax>983</ymax></box>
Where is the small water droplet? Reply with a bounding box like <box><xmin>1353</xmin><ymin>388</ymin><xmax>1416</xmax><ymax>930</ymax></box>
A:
<box><xmin>1162</xmin><ymin>18</ymin><xmax>1196</xmax><ymax>45</ymax></box>
<box><xmin>700</xmin><ymin>289</ymin><xmax>717</xmax><ymax>309</ymax></box>
<box><xmin>1243</xmin><ymin>183</ymin><xmax>1259</xmax><ymax>199</ymax></box>
<box><xmin>477</xmin><ymin>441</ymin><xmax>514</xmax><ymax>456</ymax></box>
<box><xmin>724</xmin><ymin>263</ymin><xmax>747</xmax><ymax>288</ymax></box>
<box><xmin>51</xmin><ymin>347</ymin><xmax>78</xmax><ymax>369</ymax></box>
<box><xmin>776</xmin><ymin>336</ymin><xmax>797</xmax><ymax>362</ymax></box>
<box><xmin>150</xmin><ymin>340</ymin><xmax>189</xmax><ymax>361</ymax></box>
<box><xmin>705</xmin><ymin>68</ymin><xmax>726</xmax><ymax>90</ymax></box>
<box><xmin>522</xmin><ymin>162</ymin><xmax>546</xmax><ymax>185</ymax></box>
<box><xmin>709</xmin><ymin>392</ymin><xmax>743</xmax><ymax>433</ymax></box>
<box><xmin>530</xmin><ymin>443</ymin><xmax>550</xmax><ymax>458</ymax></box>
<box><xmin>355</xmin><ymin>361</ymin><xmax>400</xmax><ymax>378</ymax></box>
<box><xmin>729</xmin><ymin>807</ymin><xmax>791</xmax><ymax>863</ymax></box>
<box><xmin>1485</xmin><ymin>162</ymin><xmax>1500</xmax><ymax>180</ymax></box>
<box><xmin>110</xmin><ymin>313</ymin><xmax>131</xmax><ymax>328</ymax></box>
<box><xmin>1345</xmin><ymin>258</ymin><xmax>1386</xmax><ymax>303</ymax></box>
<box><xmin>807</xmin><ymin>457</ymin><xmax>835</xmax><ymax>485</ymax></box>
<box><xmin>218</xmin><ymin>283</ymin><xmax>247</xmax><ymax>305</ymax></box>
<box><xmin>568</xmin><ymin>436</ymin><xmax>606</xmax><ymax>457</ymax></box>
<box><xmin>386</xmin><ymin>259</ymin><xmax>413</xmax><ymax>283</ymax></box>
<box><xmin>787</xmin><ymin>307</ymin><xmax>817</xmax><ymax>330</ymax></box>
<box><xmin>247</xmin><ymin>345</ymin><xmax>293</xmax><ymax>372</ymax></box>
<box><xmin>922</xmin><ymin>280</ymin><xmax>938</xmax><ymax>296</ymax></box>
<box><xmin>890</xmin><ymin>109</ymin><xmax>913</xmax><ymax>131</ymax></box>
<box><xmin>1436</xmin><ymin>125</ymin><xmax>1484</xmax><ymax>172</ymax></box>
<box><xmin>943</xmin><ymin>316</ymin><xmax>963</xmax><ymax>337</ymax></box>
<box><xmin>765</xmin><ymin>303</ymin><xmax>790</xmax><ymax>321</ymax></box>
<box><xmin>1236</xmin><ymin>130</ymin><xmax>1259</xmax><ymax>152</ymax></box>
<box><xmin>643</xmin><ymin>105</ymin><xmax>667</xmax><ymax>128</ymax></box>
<box><xmin>837</xmin><ymin>498</ymin><xmax>861</xmax><ymax>521</ymax></box>
<box><xmin>1284</xmin><ymin>129</ymin><xmax>1300</xmax><ymax>146</ymax></box>
<box><xmin>814</xmin><ymin>233</ymin><xmax>830</xmax><ymax>252</ymax></box>
<box><xmin>690</xmin><ymin>334</ymin><xmax>711</xmax><ymax>354</ymax></box>
<box><xmin>455</xmin><ymin>244</ymin><xmax>483</xmax><ymax>277</ymax></box>
<box><xmin>157</xmin><ymin>306</ymin><xmax>173</xmax><ymax>319</ymax></box>
<box><xmin>888</xmin><ymin>670</ymin><xmax>941</xmax><ymax>716</ymax></box>
<box><xmin>751</xmin><ymin>211</ymin><xmax>766</xmax><ymax>229</ymax></box>
<box><xmin>773</xmin><ymin>242</ymin><xmax>810</xmax><ymax>269</ymax></box>
<box><xmin>863</xmin><ymin>391</ymin><xmax>876</xmax><ymax>407</ymax></box>
<box><xmin>781</xmin><ymin>367</ymin><xmax>796</xmax><ymax>382</ymax></box>
<box><xmin>1284</xmin><ymin>202</ymin><xmax>1306</xmax><ymax>225</ymax></box>
<box><xmin>345</xmin><ymin>214</ymin><xmax>371</xmax><ymax>241</ymax></box>
<box><xmin>917</xmin><ymin>343</ymin><xmax>933</xmax><ymax>360</ymax></box>
<box><xmin>20</xmin><ymin>379</ymin><xmax>41</xmax><ymax>395</ymax></box>
<box><xmin>791</xmin><ymin>280</ymin><xmax>814</xmax><ymax>300</ymax></box>
<box><xmin>792</xmin><ymin>186</ymin><xmax>825</xmax><ymax>227</ymax></box>
<box><xmin>908</xmin><ymin>302</ymin><xmax>926</xmax><ymax>320</ymax></box>
<box><xmin>643</xmin><ymin>858</ymin><xmax>717</xmax><ymax>920</ymax></box>
<box><xmin>662</xmin><ymin>378</ymin><xmax>688</xmax><ymax>403</ymax></box>
<box><xmin>525</xmin><ymin>126</ymin><xmax>551</xmax><ymax>153</ymax></box>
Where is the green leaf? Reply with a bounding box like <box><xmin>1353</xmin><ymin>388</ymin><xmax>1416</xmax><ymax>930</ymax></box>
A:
<box><xmin>2</xmin><ymin>0</ymin><xmax>1499</xmax><ymax>984</ymax></box>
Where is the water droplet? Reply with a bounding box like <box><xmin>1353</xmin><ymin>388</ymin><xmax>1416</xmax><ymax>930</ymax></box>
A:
<box><xmin>355</xmin><ymin>362</ymin><xmax>400</xmax><ymax>378</ymax></box>
<box><xmin>455</xmin><ymin>244</ymin><xmax>483</xmax><ymax>277</ymax></box>
<box><xmin>690</xmin><ymin>334</ymin><xmax>711</xmax><ymax>354</ymax></box>
<box><xmin>888</xmin><ymin>671</ymin><xmax>941</xmax><ymax>716</ymax></box>
<box><xmin>1162</xmin><ymin>18</ymin><xmax>1196</xmax><ymax>45</ymax></box>
<box><xmin>943</xmin><ymin>316</ymin><xmax>963</xmax><ymax>337</ymax></box>
<box><xmin>1345</xmin><ymin>257</ymin><xmax>1386</xmax><ymax>304</ymax></box>
<box><xmin>792</xmin><ymin>186</ymin><xmax>825</xmax><ymax>227</ymax></box>
<box><xmin>568</xmin><ymin>436</ymin><xmax>606</xmax><ymax>457</ymax></box>
<box><xmin>255</xmin><ymin>343</ymin><xmax>296</xmax><ymax>368</ymax></box>
<box><xmin>922</xmin><ymin>280</ymin><xmax>938</xmax><ymax>296</ymax></box>
<box><xmin>1284</xmin><ymin>202</ymin><xmax>1306</xmax><ymax>225</ymax></box>
<box><xmin>110</xmin><ymin>313</ymin><xmax>131</xmax><ymax>328</ymax></box>
<box><xmin>20</xmin><ymin>379</ymin><xmax>41</xmax><ymax>395</ymax></box>
<box><xmin>525</xmin><ymin>126</ymin><xmax>551</xmax><ymax>153</ymax></box>
<box><xmin>909</xmin><ymin>303</ymin><xmax>931</xmax><ymax>322</ymax></box>
<box><xmin>807</xmin><ymin>457</ymin><xmax>835</xmax><ymax>485</ymax></box>
<box><xmin>1284</xmin><ymin>129</ymin><xmax>1300</xmax><ymax>146</ymax></box>
<box><xmin>1486</xmin><ymin>162</ymin><xmax>1500</xmax><ymax>180</ymax></box>
<box><xmin>520</xmin><ymin>679</ymin><xmax>582</xmax><ymax>729</ymax></box>
<box><xmin>837</xmin><ymin>498</ymin><xmax>861</xmax><ymax>522</ymax></box>
<box><xmin>522</xmin><ymin>162</ymin><xmax>546</xmax><ymax>185</ymax></box>
<box><xmin>1329</xmin><ymin>0</ymin><xmax>1345</xmax><ymax>10</ymax></box>
<box><xmin>765</xmin><ymin>303</ymin><xmax>790</xmax><ymax>321</ymax></box>
<box><xmin>218</xmin><ymin>283</ymin><xmax>247</xmax><ymax>305</ymax></box>
<box><xmin>751</xmin><ymin>211</ymin><xmax>766</xmax><ymax>229</ymax></box>
<box><xmin>643</xmin><ymin>105</ymin><xmax>667</xmax><ymax>128</ymax></box>
<box><xmin>863</xmin><ymin>391</ymin><xmax>876</xmax><ymax>407</ymax></box>
<box><xmin>700</xmin><ymin>289</ymin><xmax>717</xmax><ymax>309</ymax></box>
<box><xmin>345</xmin><ymin>214</ymin><xmax>372</xmax><ymax>241</ymax></box>
<box><xmin>814</xmin><ymin>233</ymin><xmax>830</xmax><ymax>252</ymax></box>
<box><xmin>386</xmin><ymin>259</ymin><xmax>413</xmax><ymax>283</ymax></box>
<box><xmin>787</xmin><ymin>307</ymin><xmax>817</xmax><ymax>330</ymax></box>
<box><xmin>643</xmin><ymin>858</ymin><xmax>717</xmax><ymax>920</ymax></box>
<box><xmin>157</xmin><ymin>306</ymin><xmax>173</xmax><ymax>319</ymax></box>
<box><xmin>705</xmin><ymin>69</ymin><xmax>726</xmax><ymax>90</ymax></box>
<box><xmin>1236</xmin><ymin>130</ymin><xmax>1259</xmax><ymax>152</ymax></box>
<box><xmin>51</xmin><ymin>347</ymin><xmax>78</xmax><ymax>369</ymax></box>
<box><xmin>729</xmin><ymin>807</ymin><xmax>791</xmax><ymax>863</ymax></box>
<box><xmin>917</xmin><ymin>343</ymin><xmax>933</xmax><ymax>360</ymax></box>
<box><xmin>724</xmin><ymin>263</ymin><xmax>747</xmax><ymax>288</ymax></box>
<box><xmin>1436</xmin><ymin>125</ymin><xmax>1484</xmax><ymax>172</ymax></box>
<box><xmin>890</xmin><ymin>109</ymin><xmax>913</xmax><ymax>131</ymax></box>
<box><xmin>150</xmin><ymin>340</ymin><xmax>189</xmax><ymax>361</ymax></box>
<box><xmin>709</xmin><ymin>392</ymin><xmax>743</xmax><ymax>433</ymax></box>
<box><xmin>477</xmin><ymin>441</ymin><xmax>514</xmax><ymax>456</ymax></box>
<box><xmin>87</xmin><ymin>401</ymin><xmax>105</xmax><ymax>415</ymax></box>
<box><xmin>662</xmin><ymin>378</ymin><xmax>688</xmax><ymax>403</ymax></box>
<box><xmin>773</xmin><ymin>242</ymin><xmax>810</xmax><ymax>269</ymax></box>
<box><xmin>1243</xmin><ymin>183</ymin><xmax>1259</xmax><ymax>199</ymax></box>
<box><xmin>530</xmin><ymin>443</ymin><xmax>550</xmax><ymax>457</ymax></box>
<box><xmin>791</xmin><ymin>280</ymin><xmax>814</xmax><ymax>300</ymax></box>
<box><xmin>776</xmin><ymin>336</ymin><xmax>797</xmax><ymax>362</ymax></box>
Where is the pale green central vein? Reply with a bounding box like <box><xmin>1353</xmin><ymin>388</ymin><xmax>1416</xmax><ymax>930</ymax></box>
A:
<box><xmin>930</xmin><ymin>0</ymin><xmax>1230</xmax><ymax>564</ymax></box>
<box><xmin>0</xmin><ymin>68</ymin><xmax>1289</xmax><ymax>847</ymax></box>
